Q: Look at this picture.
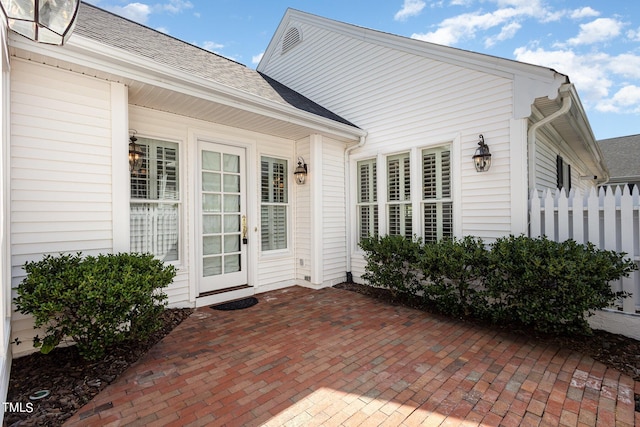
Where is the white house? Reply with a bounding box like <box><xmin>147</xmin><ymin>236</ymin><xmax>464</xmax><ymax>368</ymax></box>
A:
<box><xmin>0</xmin><ymin>3</ymin><xmax>610</xmax><ymax>410</ymax></box>
<box><xmin>257</xmin><ymin>9</ymin><xmax>608</xmax><ymax>283</ymax></box>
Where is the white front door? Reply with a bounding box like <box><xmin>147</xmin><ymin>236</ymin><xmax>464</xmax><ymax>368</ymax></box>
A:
<box><xmin>198</xmin><ymin>141</ymin><xmax>248</xmax><ymax>294</ymax></box>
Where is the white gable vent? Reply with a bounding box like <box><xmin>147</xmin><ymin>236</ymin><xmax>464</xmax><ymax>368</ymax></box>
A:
<box><xmin>281</xmin><ymin>26</ymin><xmax>302</xmax><ymax>54</ymax></box>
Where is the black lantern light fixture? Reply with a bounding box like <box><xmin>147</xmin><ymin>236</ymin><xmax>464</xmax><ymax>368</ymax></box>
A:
<box><xmin>0</xmin><ymin>0</ymin><xmax>80</xmax><ymax>45</ymax></box>
<box><xmin>128</xmin><ymin>130</ymin><xmax>143</xmax><ymax>173</ymax></box>
<box><xmin>294</xmin><ymin>156</ymin><xmax>308</xmax><ymax>185</ymax></box>
<box><xmin>472</xmin><ymin>134</ymin><xmax>492</xmax><ymax>172</ymax></box>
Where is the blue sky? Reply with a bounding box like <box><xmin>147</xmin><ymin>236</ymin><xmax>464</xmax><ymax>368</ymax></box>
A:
<box><xmin>84</xmin><ymin>0</ymin><xmax>640</xmax><ymax>140</ymax></box>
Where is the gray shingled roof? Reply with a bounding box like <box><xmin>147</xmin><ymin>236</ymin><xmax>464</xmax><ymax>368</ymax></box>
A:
<box><xmin>74</xmin><ymin>2</ymin><xmax>356</xmax><ymax>128</ymax></box>
<box><xmin>597</xmin><ymin>134</ymin><xmax>640</xmax><ymax>181</ymax></box>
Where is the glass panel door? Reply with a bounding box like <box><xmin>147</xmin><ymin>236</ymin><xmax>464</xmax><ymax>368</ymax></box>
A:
<box><xmin>198</xmin><ymin>142</ymin><xmax>247</xmax><ymax>294</ymax></box>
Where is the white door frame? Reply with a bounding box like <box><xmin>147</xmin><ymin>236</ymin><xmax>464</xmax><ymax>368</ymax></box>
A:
<box><xmin>196</xmin><ymin>140</ymin><xmax>251</xmax><ymax>295</ymax></box>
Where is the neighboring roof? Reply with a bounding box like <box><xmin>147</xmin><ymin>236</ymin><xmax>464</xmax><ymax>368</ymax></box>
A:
<box><xmin>597</xmin><ymin>134</ymin><xmax>640</xmax><ymax>182</ymax></box>
<box><xmin>73</xmin><ymin>2</ymin><xmax>356</xmax><ymax>128</ymax></box>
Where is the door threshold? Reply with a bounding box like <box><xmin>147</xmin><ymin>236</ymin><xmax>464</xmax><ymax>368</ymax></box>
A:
<box><xmin>196</xmin><ymin>285</ymin><xmax>254</xmax><ymax>307</ymax></box>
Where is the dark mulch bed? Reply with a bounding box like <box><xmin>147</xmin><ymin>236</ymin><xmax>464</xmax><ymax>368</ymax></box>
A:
<box><xmin>4</xmin><ymin>308</ymin><xmax>193</xmax><ymax>427</ymax></box>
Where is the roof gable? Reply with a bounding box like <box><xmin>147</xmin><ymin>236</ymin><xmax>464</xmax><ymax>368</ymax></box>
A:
<box><xmin>261</xmin><ymin>9</ymin><xmax>563</xmax><ymax>84</ymax></box>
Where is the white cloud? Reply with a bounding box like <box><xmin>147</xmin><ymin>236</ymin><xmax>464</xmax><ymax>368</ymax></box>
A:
<box><xmin>627</xmin><ymin>27</ymin><xmax>640</xmax><ymax>42</ymax></box>
<box><xmin>394</xmin><ymin>0</ymin><xmax>426</xmax><ymax>21</ymax></box>
<box><xmin>606</xmin><ymin>54</ymin><xmax>640</xmax><ymax>79</ymax></box>
<box><xmin>252</xmin><ymin>52</ymin><xmax>264</xmax><ymax>65</ymax></box>
<box><xmin>156</xmin><ymin>0</ymin><xmax>193</xmax><ymax>14</ymax></box>
<box><xmin>513</xmin><ymin>46</ymin><xmax>613</xmax><ymax>104</ymax></box>
<box><xmin>570</xmin><ymin>7</ymin><xmax>600</xmax><ymax>20</ymax></box>
<box><xmin>566</xmin><ymin>18</ymin><xmax>623</xmax><ymax>45</ymax></box>
<box><xmin>109</xmin><ymin>3</ymin><xmax>152</xmax><ymax>24</ymax></box>
<box><xmin>597</xmin><ymin>85</ymin><xmax>640</xmax><ymax>113</ymax></box>
<box><xmin>411</xmin><ymin>0</ymin><xmax>558</xmax><ymax>46</ymax></box>
<box><xmin>485</xmin><ymin>21</ymin><xmax>521</xmax><ymax>47</ymax></box>
<box><xmin>202</xmin><ymin>41</ymin><xmax>224</xmax><ymax>53</ymax></box>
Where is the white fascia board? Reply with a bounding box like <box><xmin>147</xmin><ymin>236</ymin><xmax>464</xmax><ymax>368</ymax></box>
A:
<box><xmin>261</xmin><ymin>8</ymin><xmax>565</xmax><ymax>85</ymax></box>
<box><xmin>565</xmin><ymin>85</ymin><xmax>609</xmax><ymax>180</ymax></box>
<box><xmin>10</xmin><ymin>34</ymin><xmax>365</xmax><ymax>141</ymax></box>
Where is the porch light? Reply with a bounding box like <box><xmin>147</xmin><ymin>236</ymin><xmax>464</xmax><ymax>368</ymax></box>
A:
<box><xmin>472</xmin><ymin>134</ymin><xmax>491</xmax><ymax>172</ymax></box>
<box><xmin>129</xmin><ymin>131</ymin><xmax>143</xmax><ymax>173</ymax></box>
<box><xmin>0</xmin><ymin>0</ymin><xmax>80</xmax><ymax>45</ymax></box>
<box><xmin>294</xmin><ymin>156</ymin><xmax>308</xmax><ymax>185</ymax></box>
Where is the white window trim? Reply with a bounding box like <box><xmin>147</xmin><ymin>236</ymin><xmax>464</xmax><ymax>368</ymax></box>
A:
<box><xmin>259</xmin><ymin>154</ymin><xmax>292</xmax><ymax>256</ymax></box>
<box><xmin>351</xmin><ymin>135</ymin><xmax>461</xmax><ymax>252</ymax></box>
<box><xmin>129</xmin><ymin>136</ymin><xmax>183</xmax><ymax>266</ymax></box>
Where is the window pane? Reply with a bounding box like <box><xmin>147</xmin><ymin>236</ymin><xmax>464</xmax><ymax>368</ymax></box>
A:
<box><xmin>224</xmin><ymin>255</ymin><xmax>241</xmax><ymax>273</ymax></box>
<box><xmin>202</xmin><ymin>172</ymin><xmax>221</xmax><ymax>192</ymax></box>
<box><xmin>203</xmin><ymin>257</ymin><xmax>222</xmax><ymax>276</ymax></box>
<box><xmin>202</xmin><ymin>151</ymin><xmax>220</xmax><ymax>171</ymax></box>
<box><xmin>203</xmin><ymin>236</ymin><xmax>222</xmax><ymax>255</ymax></box>
<box><xmin>130</xmin><ymin>203</ymin><xmax>179</xmax><ymax>261</ymax></box>
<box><xmin>261</xmin><ymin>156</ymin><xmax>288</xmax><ymax>251</ymax></box>
<box><xmin>130</xmin><ymin>139</ymin><xmax>179</xmax><ymax>201</ymax></box>
<box><xmin>422</xmin><ymin>146</ymin><xmax>453</xmax><ymax>242</ymax></box>
<box><xmin>261</xmin><ymin>157</ymin><xmax>287</xmax><ymax>203</ymax></box>
<box><xmin>261</xmin><ymin>205</ymin><xmax>287</xmax><ymax>251</ymax></box>
<box><xmin>357</xmin><ymin>160</ymin><xmax>377</xmax><ymax>203</ymax></box>
<box><xmin>387</xmin><ymin>153</ymin><xmax>411</xmax><ymax>237</ymax></box>
<box><xmin>357</xmin><ymin>159</ymin><xmax>378</xmax><ymax>240</ymax></box>
<box><xmin>203</xmin><ymin>215</ymin><xmax>221</xmax><ymax>234</ymax></box>
<box><xmin>223</xmin><ymin>153</ymin><xmax>240</xmax><ymax>173</ymax></box>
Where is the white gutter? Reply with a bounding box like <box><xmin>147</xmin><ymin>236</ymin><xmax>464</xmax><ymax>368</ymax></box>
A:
<box><xmin>527</xmin><ymin>83</ymin><xmax>572</xmax><ymax>191</ymax></box>
<box><xmin>344</xmin><ymin>135</ymin><xmax>367</xmax><ymax>281</ymax></box>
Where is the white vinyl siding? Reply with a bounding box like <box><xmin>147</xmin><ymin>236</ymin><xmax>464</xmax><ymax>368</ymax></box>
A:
<box><xmin>130</xmin><ymin>138</ymin><xmax>180</xmax><ymax>262</ymax></box>
<box><xmin>261</xmin><ymin>156</ymin><xmax>288</xmax><ymax>251</ymax></box>
<box><xmin>10</xmin><ymin>60</ymin><xmax>115</xmax><ymax>356</ymax></box>
<box><xmin>320</xmin><ymin>138</ymin><xmax>347</xmax><ymax>284</ymax></box>
<box><xmin>387</xmin><ymin>153</ymin><xmax>412</xmax><ymax>238</ymax></box>
<box><xmin>422</xmin><ymin>147</ymin><xmax>453</xmax><ymax>243</ymax></box>
<box><xmin>260</xmin><ymin>20</ymin><xmax>518</xmax><ymax>243</ymax></box>
<box><xmin>357</xmin><ymin>158</ymin><xmax>377</xmax><ymax>240</ymax></box>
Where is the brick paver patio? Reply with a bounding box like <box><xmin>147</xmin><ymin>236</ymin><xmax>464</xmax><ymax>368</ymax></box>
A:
<box><xmin>64</xmin><ymin>286</ymin><xmax>639</xmax><ymax>426</ymax></box>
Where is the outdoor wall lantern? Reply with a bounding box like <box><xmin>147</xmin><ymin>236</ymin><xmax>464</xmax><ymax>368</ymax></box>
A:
<box><xmin>472</xmin><ymin>134</ymin><xmax>492</xmax><ymax>172</ymax></box>
<box><xmin>294</xmin><ymin>156</ymin><xmax>308</xmax><ymax>185</ymax></box>
<box><xmin>0</xmin><ymin>0</ymin><xmax>80</xmax><ymax>45</ymax></box>
<box><xmin>129</xmin><ymin>131</ymin><xmax>144</xmax><ymax>173</ymax></box>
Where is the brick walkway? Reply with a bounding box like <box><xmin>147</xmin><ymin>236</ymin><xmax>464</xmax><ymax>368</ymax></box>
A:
<box><xmin>64</xmin><ymin>286</ymin><xmax>639</xmax><ymax>426</ymax></box>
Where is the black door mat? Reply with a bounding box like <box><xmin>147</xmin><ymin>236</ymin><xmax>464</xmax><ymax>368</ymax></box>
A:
<box><xmin>210</xmin><ymin>297</ymin><xmax>258</xmax><ymax>311</ymax></box>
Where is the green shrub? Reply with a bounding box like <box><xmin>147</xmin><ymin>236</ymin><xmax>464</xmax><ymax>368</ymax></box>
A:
<box><xmin>14</xmin><ymin>252</ymin><xmax>176</xmax><ymax>360</ymax></box>
<box><xmin>360</xmin><ymin>235</ymin><xmax>423</xmax><ymax>297</ymax></box>
<box><xmin>360</xmin><ymin>234</ymin><xmax>636</xmax><ymax>335</ymax></box>
<box><xmin>419</xmin><ymin>236</ymin><xmax>488</xmax><ymax>317</ymax></box>
<box><xmin>484</xmin><ymin>235</ymin><xmax>635</xmax><ymax>334</ymax></box>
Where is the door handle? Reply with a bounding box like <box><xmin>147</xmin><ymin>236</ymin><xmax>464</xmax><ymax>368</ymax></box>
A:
<box><xmin>242</xmin><ymin>215</ymin><xmax>248</xmax><ymax>244</ymax></box>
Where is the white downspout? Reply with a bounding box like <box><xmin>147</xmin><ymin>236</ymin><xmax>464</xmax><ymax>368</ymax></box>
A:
<box><xmin>344</xmin><ymin>135</ymin><xmax>367</xmax><ymax>282</ymax></box>
<box><xmin>527</xmin><ymin>83</ymin><xmax>572</xmax><ymax>192</ymax></box>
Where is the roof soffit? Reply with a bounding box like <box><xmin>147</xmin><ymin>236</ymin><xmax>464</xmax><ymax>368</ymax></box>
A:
<box><xmin>8</xmin><ymin>33</ymin><xmax>364</xmax><ymax>142</ymax></box>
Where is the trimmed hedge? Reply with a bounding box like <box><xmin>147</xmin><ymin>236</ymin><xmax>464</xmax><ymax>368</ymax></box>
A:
<box><xmin>360</xmin><ymin>235</ymin><xmax>636</xmax><ymax>334</ymax></box>
<box><xmin>14</xmin><ymin>252</ymin><xmax>176</xmax><ymax>360</ymax></box>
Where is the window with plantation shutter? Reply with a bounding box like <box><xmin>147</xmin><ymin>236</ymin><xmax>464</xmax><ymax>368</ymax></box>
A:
<box><xmin>422</xmin><ymin>147</ymin><xmax>452</xmax><ymax>243</ymax></box>
<box><xmin>261</xmin><ymin>156</ymin><xmax>288</xmax><ymax>251</ymax></box>
<box><xmin>130</xmin><ymin>138</ymin><xmax>180</xmax><ymax>261</ymax></box>
<box><xmin>387</xmin><ymin>153</ymin><xmax>412</xmax><ymax>238</ymax></box>
<box><xmin>357</xmin><ymin>159</ymin><xmax>378</xmax><ymax>240</ymax></box>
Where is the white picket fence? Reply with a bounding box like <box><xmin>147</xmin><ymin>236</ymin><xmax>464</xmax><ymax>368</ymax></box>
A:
<box><xmin>529</xmin><ymin>185</ymin><xmax>640</xmax><ymax>314</ymax></box>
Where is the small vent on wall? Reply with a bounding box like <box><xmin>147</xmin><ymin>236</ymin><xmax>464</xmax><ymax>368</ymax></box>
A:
<box><xmin>281</xmin><ymin>26</ymin><xmax>302</xmax><ymax>54</ymax></box>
